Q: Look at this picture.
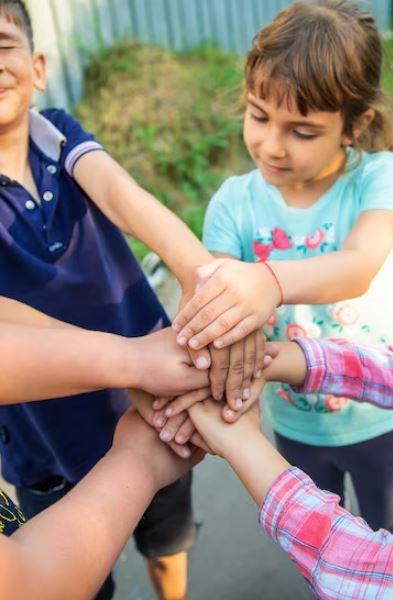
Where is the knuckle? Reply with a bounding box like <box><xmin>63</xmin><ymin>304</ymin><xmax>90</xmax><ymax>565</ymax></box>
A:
<box><xmin>229</xmin><ymin>360</ymin><xmax>244</xmax><ymax>375</ymax></box>
<box><xmin>217</xmin><ymin>315</ymin><xmax>231</xmax><ymax>331</ymax></box>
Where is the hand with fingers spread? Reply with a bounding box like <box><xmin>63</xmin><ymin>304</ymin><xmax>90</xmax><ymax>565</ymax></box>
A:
<box><xmin>173</xmin><ymin>258</ymin><xmax>282</xmax><ymax>350</ymax></box>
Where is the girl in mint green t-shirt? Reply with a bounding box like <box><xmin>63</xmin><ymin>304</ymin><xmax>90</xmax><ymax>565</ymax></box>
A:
<box><xmin>176</xmin><ymin>1</ymin><xmax>393</xmax><ymax>531</ymax></box>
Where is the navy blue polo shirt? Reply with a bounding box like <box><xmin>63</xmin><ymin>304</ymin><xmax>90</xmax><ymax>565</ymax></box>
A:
<box><xmin>0</xmin><ymin>109</ymin><xmax>169</xmax><ymax>487</ymax></box>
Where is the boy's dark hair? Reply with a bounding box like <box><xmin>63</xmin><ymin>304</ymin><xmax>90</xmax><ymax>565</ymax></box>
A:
<box><xmin>245</xmin><ymin>0</ymin><xmax>393</xmax><ymax>152</ymax></box>
<box><xmin>0</xmin><ymin>0</ymin><xmax>33</xmax><ymax>51</ymax></box>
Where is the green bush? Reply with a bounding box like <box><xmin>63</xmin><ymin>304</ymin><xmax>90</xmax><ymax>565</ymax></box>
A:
<box><xmin>76</xmin><ymin>42</ymin><xmax>252</xmax><ymax>260</ymax></box>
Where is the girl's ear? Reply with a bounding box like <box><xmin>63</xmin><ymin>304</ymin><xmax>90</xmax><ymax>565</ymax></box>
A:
<box><xmin>341</xmin><ymin>108</ymin><xmax>375</xmax><ymax>146</ymax></box>
<box><xmin>32</xmin><ymin>53</ymin><xmax>47</xmax><ymax>93</ymax></box>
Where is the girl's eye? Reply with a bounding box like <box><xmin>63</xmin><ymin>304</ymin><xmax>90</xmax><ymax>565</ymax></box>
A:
<box><xmin>251</xmin><ymin>113</ymin><xmax>267</xmax><ymax>123</ymax></box>
<box><xmin>0</xmin><ymin>46</ymin><xmax>15</xmax><ymax>51</ymax></box>
<box><xmin>293</xmin><ymin>130</ymin><xmax>317</xmax><ymax>140</ymax></box>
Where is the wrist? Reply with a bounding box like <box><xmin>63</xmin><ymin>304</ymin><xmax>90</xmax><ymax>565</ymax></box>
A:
<box><xmin>255</xmin><ymin>262</ymin><xmax>283</xmax><ymax>307</ymax></box>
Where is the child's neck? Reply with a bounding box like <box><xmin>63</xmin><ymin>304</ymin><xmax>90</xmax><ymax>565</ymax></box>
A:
<box><xmin>0</xmin><ymin>114</ymin><xmax>39</xmax><ymax>201</ymax></box>
<box><xmin>278</xmin><ymin>150</ymin><xmax>346</xmax><ymax>208</ymax></box>
<box><xmin>0</xmin><ymin>114</ymin><xmax>30</xmax><ymax>183</ymax></box>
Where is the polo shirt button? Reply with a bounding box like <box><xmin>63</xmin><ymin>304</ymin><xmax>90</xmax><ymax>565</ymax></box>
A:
<box><xmin>43</xmin><ymin>191</ymin><xmax>54</xmax><ymax>202</ymax></box>
<box><xmin>47</xmin><ymin>165</ymin><xmax>57</xmax><ymax>174</ymax></box>
<box><xmin>25</xmin><ymin>199</ymin><xmax>35</xmax><ymax>210</ymax></box>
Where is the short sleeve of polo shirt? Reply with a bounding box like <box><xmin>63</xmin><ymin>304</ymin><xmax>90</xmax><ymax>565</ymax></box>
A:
<box><xmin>40</xmin><ymin>108</ymin><xmax>104</xmax><ymax>177</ymax></box>
<box><xmin>357</xmin><ymin>151</ymin><xmax>393</xmax><ymax>212</ymax></box>
<box><xmin>203</xmin><ymin>177</ymin><xmax>244</xmax><ymax>258</ymax></box>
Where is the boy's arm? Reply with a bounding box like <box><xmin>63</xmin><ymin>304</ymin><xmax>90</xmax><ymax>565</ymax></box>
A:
<box><xmin>0</xmin><ymin>297</ymin><xmax>76</xmax><ymax>329</ymax></box>
<box><xmin>0</xmin><ymin>325</ymin><xmax>208</xmax><ymax>404</ymax></box>
<box><xmin>173</xmin><ymin>210</ymin><xmax>393</xmax><ymax>348</ymax></box>
<box><xmin>0</xmin><ymin>411</ymin><xmax>202</xmax><ymax>600</ymax></box>
<box><xmin>72</xmin><ymin>151</ymin><xmax>212</xmax><ymax>293</ymax></box>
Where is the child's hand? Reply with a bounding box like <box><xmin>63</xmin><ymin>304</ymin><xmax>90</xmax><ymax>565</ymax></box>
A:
<box><xmin>131</xmin><ymin>327</ymin><xmax>209</xmax><ymax>396</ymax></box>
<box><xmin>209</xmin><ymin>329</ymin><xmax>266</xmax><ymax>407</ymax></box>
<box><xmin>130</xmin><ymin>389</ymin><xmax>195</xmax><ymax>458</ymax></box>
<box><xmin>189</xmin><ymin>400</ymin><xmax>261</xmax><ymax>458</ymax></box>
<box><xmin>173</xmin><ymin>259</ymin><xmax>281</xmax><ymax>349</ymax></box>
<box><xmin>113</xmin><ymin>408</ymin><xmax>205</xmax><ymax>492</ymax></box>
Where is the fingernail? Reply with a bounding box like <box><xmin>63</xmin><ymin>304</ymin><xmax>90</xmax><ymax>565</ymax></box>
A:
<box><xmin>154</xmin><ymin>416</ymin><xmax>165</xmax><ymax>428</ymax></box>
<box><xmin>255</xmin><ymin>370</ymin><xmax>262</xmax><ymax>378</ymax></box>
<box><xmin>165</xmin><ymin>408</ymin><xmax>173</xmax><ymax>417</ymax></box>
<box><xmin>235</xmin><ymin>398</ymin><xmax>242</xmax><ymax>410</ymax></box>
<box><xmin>189</xmin><ymin>339</ymin><xmax>200</xmax><ymax>349</ymax></box>
<box><xmin>172</xmin><ymin>323</ymin><xmax>181</xmax><ymax>332</ymax></box>
<box><xmin>242</xmin><ymin>388</ymin><xmax>250</xmax><ymax>400</ymax></box>
<box><xmin>175</xmin><ymin>434</ymin><xmax>185</xmax><ymax>444</ymax></box>
<box><xmin>196</xmin><ymin>357</ymin><xmax>210</xmax><ymax>369</ymax></box>
<box><xmin>181</xmin><ymin>447</ymin><xmax>191</xmax><ymax>458</ymax></box>
<box><xmin>177</xmin><ymin>335</ymin><xmax>187</xmax><ymax>346</ymax></box>
<box><xmin>160</xmin><ymin>431</ymin><xmax>171</xmax><ymax>441</ymax></box>
<box><xmin>214</xmin><ymin>340</ymin><xmax>224</xmax><ymax>348</ymax></box>
<box><xmin>153</xmin><ymin>400</ymin><xmax>160</xmax><ymax>409</ymax></box>
<box><xmin>225</xmin><ymin>409</ymin><xmax>235</xmax><ymax>419</ymax></box>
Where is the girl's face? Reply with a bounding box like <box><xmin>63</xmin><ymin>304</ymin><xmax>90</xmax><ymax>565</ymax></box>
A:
<box><xmin>243</xmin><ymin>91</ymin><xmax>349</xmax><ymax>191</ymax></box>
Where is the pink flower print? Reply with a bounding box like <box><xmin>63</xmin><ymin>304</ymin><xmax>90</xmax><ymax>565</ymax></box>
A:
<box><xmin>277</xmin><ymin>388</ymin><xmax>295</xmax><ymax>404</ymax></box>
<box><xmin>325</xmin><ymin>395</ymin><xmax>350</xmax><ymax>412</ymax></box>
<box><xmin>305</xmin><ymin>228</ymin><xmax>324</xmax><ymax>249</ymax></box>
<box><xmin>267</xmin><ymin>313</ymin><xmax>277</xmax><ymax>326</ymax></box>
<box><xmin>272</xmin><ymin>227</ymin><xmax>291</xmax><ymax>250</ymax></box>
<box><xmin>286</xmin><ymin>323</ymin><xmax>307</xmax><ymax>340</ymax></box>
<box><xmin>253</xmin><ymin>240</ymin><xmax>273</xmax><ymax>262</ymax></box>
<box><xmin>333</xmin><ymin>304</ymin><xmax>359</xmax><ymax>326</ymax></box>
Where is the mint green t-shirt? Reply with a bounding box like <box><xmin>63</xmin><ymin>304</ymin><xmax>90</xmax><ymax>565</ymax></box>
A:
<box><xmin>203</xmin><ymin>150</ymin><xmax>393</xmax><ymax>446</ymax></box>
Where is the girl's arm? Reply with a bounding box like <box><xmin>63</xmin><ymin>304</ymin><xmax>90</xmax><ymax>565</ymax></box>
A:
<box><xmin>189</xmin><ymin>401</ymin><xmax>393</xmax><ymax>600</ymax></box>
<box><xmin>173</xmin><ymin>210</ymin><xmax>393</xmax><ymax>348</ymax></box>
<box><xmin>0</xmin><ymin>411</ymin><xmax>201</xmax><ymax>600</ymax></box>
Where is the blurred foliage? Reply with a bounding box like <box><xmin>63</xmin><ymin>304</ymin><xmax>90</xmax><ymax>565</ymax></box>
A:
<box><xmin>76</xmin><ymin>42</ymin><xmax>252</xmax><ymax>260</ymax></box>
<box><xmin>384</xmin><ymin>36</ymin><xmax>393</xmax><ymax>94</ymax></box>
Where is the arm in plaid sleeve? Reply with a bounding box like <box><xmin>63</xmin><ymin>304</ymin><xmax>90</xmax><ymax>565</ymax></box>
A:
<box><xmin>260</xmin><ymin>467</ymin><xmax>393</xmax><ymax>599</ymax></box>
<box><xmin>292</xmin><ymin>338</ymin><xmax>393</xmax><ymax>408</ymax></box>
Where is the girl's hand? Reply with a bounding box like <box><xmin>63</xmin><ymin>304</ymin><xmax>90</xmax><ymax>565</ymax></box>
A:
<box><xmin>130</xmin><ymin>389</ymin><xmax>206</xmax><ymax>458</ymax></box>
<box><xmin>209</xmin><ymin>330</ymin><xmax>265</xmax><ymax>408</ymax></box>
<box><xmin>189</xmin><ymin>400</ymin><xmax>261</xmax><ymax>458</ymax></box>
<box><xmin>173</xmin><ymin>259</ymin><xmax>281</xmax><ymax>349</ymax></box>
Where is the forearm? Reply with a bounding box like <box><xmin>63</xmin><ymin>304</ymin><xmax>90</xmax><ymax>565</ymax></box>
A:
<box><xmin>6</xmin><ymin>449</ymin><xmax>155</xmax><ymax>600</ymax></box>
<box><xmin>0</xmin><ymin>324</ymin><xmax>138</xmax><ymax>403</ymax></box>
<box><xmin>224</xmin><ymin>432</ymin><xmax>290</xmax><ymax>506</ymax></box>
<box><xmin>271</xmin><ymin>249</ymin><xmax>372</xmax><ymax>304</ymax></box>
<box><xmin>0</xmin><ymin>297</ymin><xmax>75</xmax><ymax>328</ymax></box>
<box><xmin>260</xmin><ymin>467</ymin><xmax>393</xmax><ymax>599</ymax></box>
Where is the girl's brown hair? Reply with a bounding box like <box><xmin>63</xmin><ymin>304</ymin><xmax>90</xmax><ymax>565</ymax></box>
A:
<box><xmin>245</xmin><ymin>0</ymin><xmax>393</xmax><ymax>152</ymax></box>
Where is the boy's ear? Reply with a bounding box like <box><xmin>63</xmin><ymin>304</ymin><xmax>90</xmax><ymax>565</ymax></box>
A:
<box><xmin>32</xmin><ymin>53</ymin><xmax>46</xmax><ymax>93</ymax></box>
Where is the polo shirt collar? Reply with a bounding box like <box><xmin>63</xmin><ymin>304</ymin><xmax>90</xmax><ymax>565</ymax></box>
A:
<box><xmin>29</xmin><ymin>109</ymin><xmax>66</xmax><ymax>162</ymax></box>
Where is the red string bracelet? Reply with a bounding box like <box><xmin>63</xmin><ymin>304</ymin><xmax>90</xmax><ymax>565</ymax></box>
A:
<box><xmin>263</xmin><ymin>262</ymin><xmax>284</xmax><ymax>306</ymax></box>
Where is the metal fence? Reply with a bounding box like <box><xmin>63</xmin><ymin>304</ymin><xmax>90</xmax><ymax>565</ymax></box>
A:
<box><xmin>27</xmin><ymin>0</ymin><xmax>393</xmax><ymax>110</ymax></box>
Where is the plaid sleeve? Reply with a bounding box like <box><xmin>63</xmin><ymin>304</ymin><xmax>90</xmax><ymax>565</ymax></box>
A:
<box><xmin>292</xmin><ymin>338</ymin><xmax>393</xmax><ymax>409</ymax></box>
<box><xmin>259</xmin><ymin>467</ymin><xmax>393</xmax><ymax>599</ymax></box>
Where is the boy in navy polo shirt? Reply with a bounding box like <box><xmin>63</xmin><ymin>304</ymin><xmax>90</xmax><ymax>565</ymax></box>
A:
<box><xmin>0</xmin><ymin>2</ymin><xmax>215</xmax><ymax>599</ymax></box>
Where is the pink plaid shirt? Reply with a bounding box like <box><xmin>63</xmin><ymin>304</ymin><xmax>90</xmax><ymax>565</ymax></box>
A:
<box><xmin>259</xmin><ymin>338</ymin><xmax>393</xmax><ymax>599</ymax></box>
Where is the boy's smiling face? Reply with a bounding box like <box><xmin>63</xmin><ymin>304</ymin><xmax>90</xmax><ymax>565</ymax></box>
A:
<box><xmin>0</xmin><ymin>15</ymin><xmax>45</xmax><ymax>130</ymax></box>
